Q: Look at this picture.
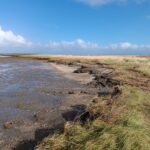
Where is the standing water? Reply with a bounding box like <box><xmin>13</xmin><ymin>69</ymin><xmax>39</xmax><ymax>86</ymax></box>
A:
<box><xmin>0</xmin><ymin>57</ymin><xmax>84</xmax><ymax>149</ymax></box>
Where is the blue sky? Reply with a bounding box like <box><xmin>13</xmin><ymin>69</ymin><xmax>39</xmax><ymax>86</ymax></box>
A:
<box><xmin>0</xmin><ymin>0</ymin><xmax>150</xmax><ymax>54</ymax></box>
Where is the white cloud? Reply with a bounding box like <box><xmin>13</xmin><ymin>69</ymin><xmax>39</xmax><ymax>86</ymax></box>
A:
<box><xmin>46</xmin><ymin>39</ymin><xmax>150</xmax><ymax>51</ymax></box>
<box><xmin>146</xmin><ymin>15</ymin><xmax>150</xmax><ymax>19</ymax></box>
<box><xmin>46</xmin><ymin>39</ymin><xmax>100</xmax><ymax>50</ymax></box>
<box><xmin>0</xmin><ymin>25</ymin><xmax>149</xmax><ymax>54</ymax></box>
<box><xmin>76</xmin><ymin>0</ymin><xmax>148</xmax><ymax>6</ymax></box>
<box><xmin>0</xmin><ymin>26</ymin><xmax>31</xmax><ymax>47</ymax></box>
<box><xmin>109</xmin><ymin>42</ymin><xmax>138</xmax><ymax>49</ymax></box>
<box><xmin>106</xmin><ymin>42</ymin><xmax>150</xmax><ymax>51</ymax></box>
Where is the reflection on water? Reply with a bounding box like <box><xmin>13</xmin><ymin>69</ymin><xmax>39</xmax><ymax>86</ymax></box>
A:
<box><xmin>0</xmin><ymin>57</ymin><xmax>81</xmax><ymax>149</ymax></box>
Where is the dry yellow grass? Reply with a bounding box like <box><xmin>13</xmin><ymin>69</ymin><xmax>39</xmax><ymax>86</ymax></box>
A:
<box><xmin>16</xmin><ymin>54</ymin><xmax>149</xmax><ymax>62</ymax></box>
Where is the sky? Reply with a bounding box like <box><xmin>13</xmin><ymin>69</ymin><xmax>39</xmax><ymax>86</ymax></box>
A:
<box><xmin>0</xmin><ymin>0</ymin><xmax>150</xmax><ymax>55</ymax></box>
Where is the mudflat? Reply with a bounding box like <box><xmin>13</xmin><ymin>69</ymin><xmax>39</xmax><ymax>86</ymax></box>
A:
<box><xmin>0</xmin><ymin>57</ymin><xmax>94</xmax><ymax>150</ymax></box>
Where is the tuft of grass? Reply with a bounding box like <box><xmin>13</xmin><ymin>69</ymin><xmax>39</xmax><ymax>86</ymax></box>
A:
<box><xmin>135</xmin><ymin>64</ymin><xmax>150</xmax><ymax>77</ymax></box>
<box><xmin>36</xmin><ymin>134</ymin><xmax>67</xmax><ymax>150</ymax></box>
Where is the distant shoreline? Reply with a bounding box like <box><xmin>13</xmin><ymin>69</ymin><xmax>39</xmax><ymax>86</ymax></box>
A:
<box><xmin>0</xmin><ymin>55</ymin><xmax>11</xmax><ymax>57</ymax></box>
<box><xmin>14</xmin><ymin>54</ymin><xmax>150</xmax><ymax>61</ymax></box>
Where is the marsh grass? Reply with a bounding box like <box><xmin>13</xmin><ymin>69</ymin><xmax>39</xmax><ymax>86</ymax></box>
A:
<box><xmin>47</xmin><ymin>56</ymin><xmax>150</xmax><ymax>77</ymax></box>
<box><xmin>102</xmin><ymin>58</ymin><xmax>150</xmax><ymax>77</ymax></box>
<box><xmin>36</xmin><ymin>86</ymin><xmax>150</xmax><ymax>150</ymax></box>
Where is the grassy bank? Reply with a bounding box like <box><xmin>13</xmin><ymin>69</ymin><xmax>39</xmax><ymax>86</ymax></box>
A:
<box><xmin>16</xmin><ymin>55</ymin><xmax>150</xmax><ymax>150</ymax></box>
<box><xmin>36</xmin><ymin>86</ymin><xmax>150</xmax><ymax>150</ymax></box>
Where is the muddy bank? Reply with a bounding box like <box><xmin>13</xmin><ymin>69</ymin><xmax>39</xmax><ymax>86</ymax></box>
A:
<box><xmin>13</xmin><ymin>55</ymin><xmax>150</xmax><ymax>150</ymax></box>
<box><xmin>13</xmin><ymin>57</ymin><xmax>121</xmax><ymax>150</ymax></box>
<box><xmin>0</xmin><ymin>57</ymin><xmax>95</xmax><ymax>150</ymax></box>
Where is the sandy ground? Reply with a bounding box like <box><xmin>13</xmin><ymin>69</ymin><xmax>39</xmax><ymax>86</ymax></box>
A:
<box><xmin>0</xmin><ymin>56</ymin><xmax>11</xmax><ymax>57</ymax></box>
<box><xmin>50</xmin><ymin>63</ymin><xmax>93</xmax><ymax>84</ymax></box>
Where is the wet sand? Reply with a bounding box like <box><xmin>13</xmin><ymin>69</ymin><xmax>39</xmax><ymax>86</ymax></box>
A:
<box><xmin>0</xmin><ymin>57</ymin><xmax>94</xmax><ymax>150</ymax></box>
<box><xmin>50</xmin><ymin>63</ymin><xmax>93</xmax><ymax>84</ymax></box>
